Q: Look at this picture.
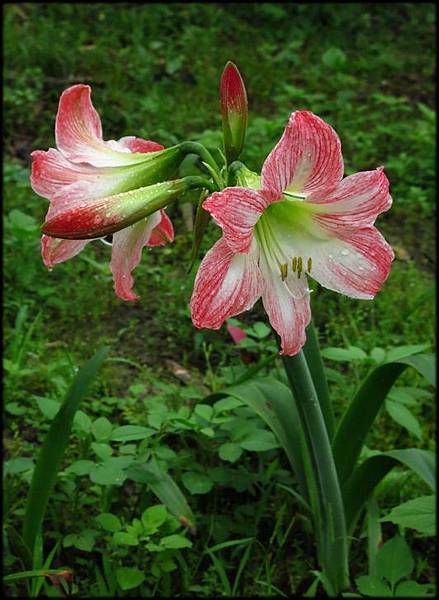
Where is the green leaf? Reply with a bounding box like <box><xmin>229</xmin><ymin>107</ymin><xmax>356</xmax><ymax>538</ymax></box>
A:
<box><xmin>3</xmin><ymin>568</ymin><xmax>72</xmax><ymax>583</ymax></box>
<box><xmin>22</xmin><ymin>347</ymin><xmax>108</xmax><ymax>556</ymax></box>
<box><xmin>36</xmin><ymin>397</ymin><xmax>60</xmax><ymax>419</ymax></box>
<box><xmin>96</xmin><ymin>513</ymin><xmax>122</xmax><ymax>532</ymax></box>
<box><xmin>375</xmin><ymin>536</ymin><xmax>414</xmax><ymax>587</ymax></box>
<box><xmin>370</xmin><ymin>347</ymin><xmax>387</xmax><ymax>364</ymax></box>
<box><xmin>209</xmin><ymin>377</ymin><xmax>308</xmax><ymax>503</ymax></box>
<box><xmin>116</xmin><ymin>566</ymin><xmax>145</xmax><ymax>591</ymax></box>
<box><xmin>64</xmin><ymin>530</ymin><xmax>96</xmax><ymax>552</ymax></box>
<box><xmin>141</xmin><ymin>505</ymin><xmax>168</xmax><ymax>533</ymax></box>
<box><xmin>250</xmin><ymin>322</ymin><xmax>271</xmax><ymax>339</ymax></box>
<box><xmin>214</xmin><ymin>397</ymin><xmax>244</xmax><ymax>413</ymax></box>
<box><xmin>239</xmin><ymin>430</ymin><xmax>279</xmax><ymax>452</ymax></box>
<box><xmin>343</xmin><ymin>449</ymin><xmax>435</xmax><ymax>532</ymax></box>
<box><xmin>182</xmin><ymin>471</ymin><xmax>213</xmax><ymax>494</ymax></box>
<box><xmin>64</xmin><ymin>460</ymin><xmax>95</xmax><ymax>476</ymax></box>
<box><xmin>73</xmin><ymin>410</ymin><xmax>92</xmax><ymax>433</ymax></box>
<box><xmin>143</xmin><ymin>458</ymin><xmax>196</xmax><ymax>532</ymax></box>
<box><xmin>386</xmin><ymin>344</ymin><xmax>430</xmax><ymax>362</ymax></box>
<box><xmin>110</xmin><ymin>425</ymin><xmax>155</xmax><ymax>442</ymax></box>
<box><xmin>5</xmin><ymin>457</ymin><xmax>34</xmax><ymax>475</ymax></box>
<box><xmin>160</xmin><ymin>534</ymin><xmax>192</xmax><ymax>549</ymax></box>
<box><xmin>89</xmin><ymin>464</ymin><xmax>126</xmax><ymax>486</ymax></box>
<box><xmin>395</xmin><ymin>580</ymin><xmax>435</xmax><ymax>596</ymax></box>
<box><xmin>91</xmin><ymin>442</ymin><xmax>113</xmax><ymax>461</ymax></box>
<box><xmin>322</xmin><ymin>47</ymin><xmax>347</xmax><ymax>70</ymax></box>
<box><xmin>355</xmin><ymin>575</ymin><xmax>392</xmax><ymax>596</ymax></box>
<box><xmin>5</xmin><ymin>402</ymin><xmax>27</xmax><ymax>415</ymax></box>
<box><xmin>381</xmin><ymin>495</ymin><xmax>435</xmax><ymax>535</ymax></box>
<box><xmin>91</xmin><ymin>417</ymin><xmax>113</xmax><ymax>441</ymax></box>
<box><xmin>219</xmin><ymin>442</ymin><xmax>243</xmax><ymax>463</ymax></box>
<box><xmin>113</xmin><ymin>532</ymin><xmax>139</xmax><ymax>546</ymax></box>
<box><xmin>333</xmin><ymin>354</ymin><xmax>434</xmax><ymax>488</ymax></box>
<box><xmin>194</xmin><ymin>404</ymin><xmax>213</xmax><ymax>421</ymax></box>
<box><xmin>321</xmin><ymin>346</ymin><xmax>368</xmax><ymax>361</ymax></box>
<box><xmin>385</xmin><ymin>400</ymin><xmax>422</xmax><ymax>439</ymax></box>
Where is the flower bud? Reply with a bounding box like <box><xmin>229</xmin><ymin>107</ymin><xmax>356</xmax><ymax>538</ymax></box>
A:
<box><xmin>220</xmin><ymin>61</ymin><xmax>248</xmax><ymax>163</ymax></box>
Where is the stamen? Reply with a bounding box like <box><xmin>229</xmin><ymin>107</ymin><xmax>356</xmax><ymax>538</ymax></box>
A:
<box><xmin>307</xmin><ymin>257</ymin><xmax>312</xmax><ymax>273</ymax></box>
<box><xmin>292</xmin><ymin>256</ymin><xmax>297</xmax><ymax>272</ymax></box>
<box><xmin>297</xmin><ymin>256</ymin><xmax>303</xmax><ymax>278</ymax></box>
<box><xmin>280</xmin><ymin>263</ymin><xmax>288</xmax><ymax>281</ymax></box>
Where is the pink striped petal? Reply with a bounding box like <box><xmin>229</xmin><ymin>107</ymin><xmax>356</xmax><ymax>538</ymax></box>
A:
<box><xmin>261</xmin><ymin>111</ymin><xmax>344</xmax><ymax>198</ymax></box>
<box><xmin>55</xmin><ymin>85</ymin><xmax>156</xmax><ymax>167</ymax></box>
<box><xmin>259</xmin><ymin>253</ymin><xmax>311</xmax><ymax>356</ymax></box>
<box><xmin>191</xmin><ymin>237</ymin><xmax>263</xmax><ymax>329</ymax></box>
<box><xmin>110</xmin><ymin>212</ymin><xmax>162</xmax><ymax>301</ymax></box>
<box><xmin>203</xmin><ymin>187</ymin><xmax>269</xmax><ymax>253</ymax></box>
<box><xmin>147</xmin><ymin>209</ymin><xmax>174</xmax><ymax>247</ymax></box>
<box><xmin>41</xmin><ymin>234</ymin><xmax>91</xmax><ymax>269</ymax></box>
<box><xmin>309</xmin><ymin>167</ymin><xmax>392</xmax><ymax>227</ymax></box>
<box><xmin>117</xmin><ymin>136</ymin><xmax>164</xmax><ymax>153</ymax></box>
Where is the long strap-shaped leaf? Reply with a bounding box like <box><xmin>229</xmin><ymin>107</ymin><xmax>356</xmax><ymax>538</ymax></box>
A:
<box><xmin>332</xmin><ymin>353</ymin><xmax>435</xmax><ymax>487</ymax></box>
<box><xmin>217</xmin><ymin>377</ymin><xmax>309</xmax><ymax>504</ymax></box>
<box><xmin>302</xmin><ymin>321</ymin><xmax>334</xmax><ymax>440</ymax></box>
<box><xmin>23</xmin><ymin>347</ymin><xmax>109</xmax><ymax>556</ymax></box>
<box><xmin>343</xmin><ymin>448</ymin><xmax>436</xmax><ymax>533</ymax></box>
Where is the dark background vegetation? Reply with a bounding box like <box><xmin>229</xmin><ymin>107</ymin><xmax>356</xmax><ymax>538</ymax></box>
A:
<box><xmin>4</xmin><ymin>3</ymin><xmax>435</xmax><ymax>596</ymax></box>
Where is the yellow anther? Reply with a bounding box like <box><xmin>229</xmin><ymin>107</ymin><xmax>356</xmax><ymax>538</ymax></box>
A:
<box><xmin>307</xmin><ymin>257</ymin><xmax>313</xmax><ymax>273</ymax></box>
<box><xmin>297</xmin><ymin>256</ymin><xmax>303</xmax><ymax>278</ymax></box>
<box><xmin>280</xmin><ymin>263</ymin><xmax>288</xmax><ymax>281</ymax></box>
<box><xmin>292</xmin><ymin>257</ymin><xmax>297</xmax><ymax>272</ymax></box>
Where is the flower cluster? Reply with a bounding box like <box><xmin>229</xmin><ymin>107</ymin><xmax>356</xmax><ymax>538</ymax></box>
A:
<box><xmin>31</xmin><ymin>64</ymin><xmax>393</xmax><ymax>354</ymax></box>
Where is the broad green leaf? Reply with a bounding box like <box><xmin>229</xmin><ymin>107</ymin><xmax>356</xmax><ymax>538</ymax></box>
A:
<box><xmin>143</xmin><ymin>458</ymin><xmax>196</xmax><ymax>532</ymax></box>
<box><xmin>219</xmin><ymin>442</ymin><xmax>243</xmax><ymax>463</ymax></box>
<box><xmin>239</xmin><ymin>430</ymin><xmax>279</xmax><ymax>452</ymax></box>
<box><xmin>343</xmin><ymin>449</ymin><xmax>435</xmax><ymax>532</ymax></box>
<box><xmin>36</xmin><ymin>397</ymin><xmax>60</xmax><ymax>419</ymax></box>
<box><xmin>375</xmin><ymin>536</ymin><xmax>414</xmax><ymax>587</ymax></box>
<box><xmin>64</xmin><ymin>460</ymin><xmax>95</xmax><ymax>476</ymax></box>
<box><xmin>395</xmin><ymin>580</ymin><xmax>435</xmax><ymax>596</ymax></box>
<box><xmin>385</xmin><ymin>400</ymin><xmax>422</xmax><ymax>439</ymax></box>
<box><xmin>160</xmin><ymin>534</ymin><xmax>192</xmax><ymax>549</ymax></box>
<box><xmin>194</xmin><ymin>404</ymin><xmax>213</xmax><ymax>421</ymax></box>
<box><xmin>250</xmin><ymin>322</ymin><xmax>271</xmax><ymax>339</ymax></box>
<box><xmin>141</xmin><ymin>505</ymin><xmax>168</xmax><ymax>533</ymax></box>
<box><xmin>116</xmin><ymin>566</ymin><xmax>145</xmax><ymax>591</ymax></box>
<box><xmin>321</xmin><ymin>346</ymin><xmax>368</xmax><ymax>361</ymax></box>
<box><xmin>182</xmin><ymin>471</ymin><xmax>213</xmax><ymax>494</ymax></box>
<box><xmin>370</xmin><ymin>347</ymin><xmax>387</xmax><ymax>364</ymax></box>
<box><xmin>91</xmin><ymin>442</ymin><xmax>113</xmax><ymax>461</ymax></box>
<box><xmin>5</xmin><ymin>457</ymin><xmax>34</xmax><ymax>475</ymax></box>
<box><xmin>110</xmin><ymin>425</ymin><xmax>155</xmax><ymax>442</ymax></box>
<box><xmin>89</xmin><ymin>464</ymin><xmax>126</xmax><ymax>486</ymax></box>
<box><xmin>381</xmin><ymin>495</ymin><xmax>435</xmax><ymax>535</ymax></box>
<box><xmin>64</xmin><ymin>530</ymin><xmax>96</xmax><ymax>552</ymax></box>
<box><xmin>91</xmin><ymin>417</ymin><xmax>113</xmax><ymax>441</ymax></box>
<box><xmin>22</xmin><ymin>347</ymin><xmax>109</xmax><ymax>556</ymax></box>
<box><xmin>333</xmin><ymin>354</ymin><xmax>435</xmax><ymax>487</ymax></box>
<box><xmin>96</xmin><ymin>513</ymin><xmax>122</xmax><ymax>532</ymax></box>
<box><xmin>73</xmin><ymin>410</ymin><xmax>92</xmax><ymax>433</ymax></box>
<box><xmin>386</xmin><ymin>344</ymin><xmax>430</xmax><ymax>362</ymax></box>
<box><xmin>113</xmin><ymin>532</ymin><xmax>138</xmax><ymax>546</ymax></box>
<box><xmin>213</xmin><ymin>397</ymin><xmax>243</xmax><ymax>413</ymax></box>
<box><xmin>355</xmin><ymin>575</ymin><xmax>391</xmax><ymax>596</ymax></box>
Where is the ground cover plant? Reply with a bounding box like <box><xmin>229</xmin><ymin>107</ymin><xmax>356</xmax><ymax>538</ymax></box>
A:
<box><xmin>3</xmin><ymin>3</ymin><xmax>435</xmax><ymax>597</ymax></box>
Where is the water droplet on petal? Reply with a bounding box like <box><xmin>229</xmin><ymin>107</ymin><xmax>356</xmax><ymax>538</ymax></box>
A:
<box><xmin>341</xmin><ymin>249</ymin><xmax>349</xmax><ymax>256</ymax></box>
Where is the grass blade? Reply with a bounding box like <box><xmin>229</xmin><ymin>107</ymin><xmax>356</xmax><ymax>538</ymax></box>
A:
<box><xmin>22</xmin><ymin>346</ymin><xmax>109</xmax><ymax>555</ymax></box>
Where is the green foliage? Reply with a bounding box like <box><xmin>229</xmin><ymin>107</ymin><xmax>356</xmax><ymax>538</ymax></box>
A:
<box><xmin>3</xmin><ymin>2</ymin><xmax>435</xmax><ymax>597</ymax></box>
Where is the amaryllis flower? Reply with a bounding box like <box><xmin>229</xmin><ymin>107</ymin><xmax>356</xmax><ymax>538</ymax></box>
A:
<box><xmin>191</xmin><ymin>111</ymin><xmax>394</xmax><ymax>355</ymax></box>
<box><xmin>30</xmin><ymin>84</ymin><xmax>183</xmax><ymax>300</ymax></box>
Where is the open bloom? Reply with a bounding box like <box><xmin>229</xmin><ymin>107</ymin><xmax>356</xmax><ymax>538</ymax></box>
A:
<box><xmin>31</xmin><ymin>84</ymin><xmax>183</xmax><ymax>300</ymax></box>
<box><xmin>191</xmin><ymin>111</ymin><xmax>394</xmax><ymax>355</ymax></box>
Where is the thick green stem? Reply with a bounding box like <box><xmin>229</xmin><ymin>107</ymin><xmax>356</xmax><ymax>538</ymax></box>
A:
<box><xmin>282</xmin><ymin>350</ymin><xmax>349</xmax><ymax>595</ymax></box>
<box><xmin>302</xmin><ymin>320</ymin><xmax>335</xmax><ymax>440</ymax></box>
<box><xmin>178</xmin><ymin>141</ymin><xmax>223</xmax><ymax>189</ymax></box>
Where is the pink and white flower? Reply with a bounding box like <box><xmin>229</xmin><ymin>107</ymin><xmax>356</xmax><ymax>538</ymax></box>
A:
<box><xmin>30</xmin><ymin>84</ymin><xmax>182</xmax><ymax>301</ymax></box>
<box><xmin>191</xmin><ymin>111</ymin><xmax>394</xmax><ymax>355</ymax></box>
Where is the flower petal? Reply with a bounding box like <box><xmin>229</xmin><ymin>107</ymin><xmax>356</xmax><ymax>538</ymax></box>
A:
<box><xmin>41</xmin><ymin>234</ymin><xmax>91</xmax><ymax>269</ymax></box>
<box><xmin>203</xmin><ymin>187</ymin><xmax>269</xmax><ymax>253</ymax></box>
<box><xmin>110</xmin><ymin>212</ymin><xmax>162</xmax><ymax>301</ymax></box>
<box><xmin>259</xmin><ymin>252</ymin><xmax>311</xmax><ymax>356</ymax></box>
<box><xmin>191</xmin><ymin>237</ymin><xmax>263</xmax><ymax>329</ymax></box>
<box><xmin>55</xmin><ymin>85</ymin><xmax>155</xmax><ymax>167</ymax></box>
<box><xmin>116</xmin><ymin>136</ymin><xmax>164</xmax><ymax>154</ymax></box>
<box><xmin>261</xmin><ymin>111</ymin><xmax>344</xmax><ymax>197</ymax></box>
<box><xmin>308</xmin><ymin>167</ymin><xmax>392</xmax><ymax>227</ymax></box>
<box><xmin>146</xmin><ymin>209</ymin><xmax>174</xmax><ymax>247</ymax></box>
